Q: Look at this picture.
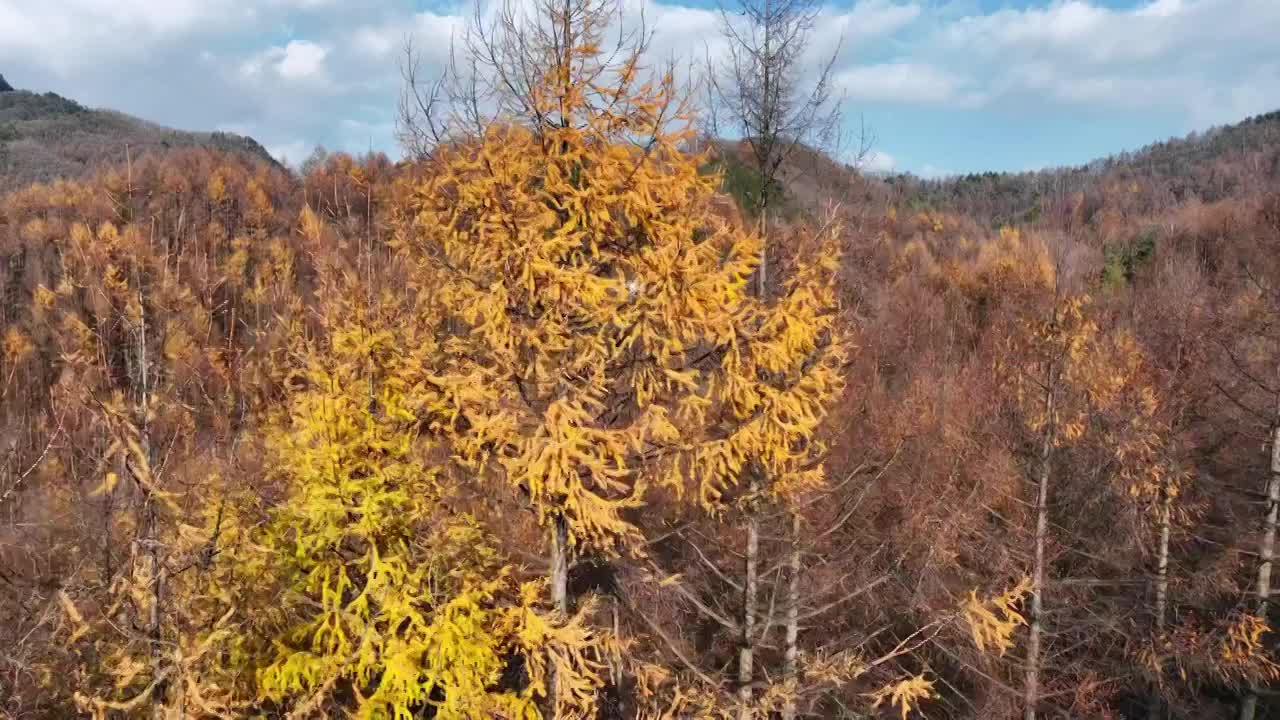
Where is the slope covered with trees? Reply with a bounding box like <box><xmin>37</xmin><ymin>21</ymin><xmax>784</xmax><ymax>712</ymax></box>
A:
<box><xmin>3</xmin><ymin>4</ymin><xmax>1280</xmax><ymax>719</ymax></box>
<box><xmin>0</xmin><ymin>81</ymin><xmax>276</xmax><ymax>194</ymax></box>
<box><xmin>886</xmin><ymin>109</ymin><xmax>1280</xmax><ymax>229</ymax></box>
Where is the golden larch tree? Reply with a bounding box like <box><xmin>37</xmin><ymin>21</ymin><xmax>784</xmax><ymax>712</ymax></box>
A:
<box><xmin>393</xmin><ymin>0</ymin><xmax>847</xmax><ymax>714</ymax></box>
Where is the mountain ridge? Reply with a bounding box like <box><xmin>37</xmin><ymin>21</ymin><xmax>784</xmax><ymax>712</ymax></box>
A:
<box><xmin>0</xmin><ymin>83</ymin><xmax>278</xmax><ymax>192</ymax></box>
<box><xmin>697</xmin><ymin>107</ymin><xmax>1280</xmax><ymax>232</ymax></box>
<box><xmin>869</xmin><ymin>108</ymin><xmax>1280</xmax><ymax>226</ymax></box>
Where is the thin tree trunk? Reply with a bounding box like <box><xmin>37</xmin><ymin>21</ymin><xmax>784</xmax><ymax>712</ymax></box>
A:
<box><xmin>756</xmin><ymin>207</ymin><xmax>768</xmax><ymax>297</ymax></box>
<box><xmin>611</xmin><ymin>596</ymin><xmax>622</xmax><ymax>688</ymax></box>
<box><xmin>755</xmin><ymin>0</ymin><xmax>772</xmax><ymax>301</ymax></box>
<box><xmin>1148</xmin><ymin>480</ymin><xmax>1173</xmax><ymax>720</ymax></box>
<box><xmin>550</xmin><ymin>513</ymin><xmax>570</xmax><ymax>613</ymax></box>
<box><xmin>739</xmin><ymin>474</ymin><xmax>760</xmax><ymax>720</ymax></box>
<box><xmin>137</xmin><ymin>288</ymin><xmax>165</xmax><ymax>719</ymax></box>
<box><xmin>1025</xmin><ymin>377</ymin><xmax>1057</xmax><ymax>720</ymax></box>
<box><xmin>782</xmin><ymin>510</ymin><xmax>801</xmax><ymax>720</ymax></box>
<box><xmin>1239</xmin><ymin>425</ymin><xmax>1280</xmax><ymax>720</ymax></box>
<box><xmin>548</xmin><ymin>513</ymin><xmax>569</xmax><ymax>718</ymax></box>
<box><xmin>144</xmin><ymin>487</ymin><xmax>163</xmax><ymax>720</ymax></box>
<box><xmin>743</xmin><ymin>117</ymin><xmax>769</xmax><ymax>717</ymax></box>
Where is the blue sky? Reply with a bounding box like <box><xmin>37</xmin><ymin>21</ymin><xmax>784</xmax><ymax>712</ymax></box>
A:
<box><xmin>1</xmin><ymin>0</ymin><xmax>1277</xmax><ymax>177</ymax></box>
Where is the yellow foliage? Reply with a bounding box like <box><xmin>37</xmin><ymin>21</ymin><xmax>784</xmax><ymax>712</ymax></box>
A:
<box><xmin>89</xmin><ymin>470</ymin><xmax>120</xmax><ymax>497</ymax></box>
<box><xmin>58</xmin><ymin>590</ymin><xmax>89</xmax><ymax>643</ymax></box>
<box><xmin>1218</xmin><ymin>614</ymin><xmax>1280</xmax><ymax>684</ymax></box>
<box><xmin>396</xmin><ymin>0</ymin><xmax>846</xmax><ymax>554</ymax></box>
<box><xmin>33</xmin><ymin>283</ymin><xmax>57</xmax><ymax>311</ymax></box>
<box><xmin>865</xmin><ymin>675</ymin><xmax>936</xmax><ymax>720</ymax></box>
<box><xmin>34</xmin><ymin>3</ymin><xmax>850</xmax><ymax>717</ymax></box>
<box><xmin>963</xmin><ymin>578</ymin><xmax>1031</xmax><ymax>656</ymax></box>
<box><xmin>207</xmin><ymin>172</ymin><xmax>227</xmax><ymax>203</ymax></box>
<box><xmin>1008</xmin><ymin>294</ymin><xmax>1173</xmax><ymax>506</ymax></box>
<box><xmin>3</xmin><ymin>325</ymin><xmax>34</xmax><ymax>363</ymax></box>
<box><xmin>957</xmin><ymin>225</ymin><xmax>1057</xmax><ymax>297</ymax></box>
<box><xmin>248</xmin><ymin>298</ymin><xmax>614</xmax><ymax>719</ymax></box>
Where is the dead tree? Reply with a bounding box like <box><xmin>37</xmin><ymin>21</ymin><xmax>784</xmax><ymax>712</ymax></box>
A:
<box><xmin>705</xmin><ymin>0</ymin><xmax>851</xmax><ymax>293</ymax></box>
<box><xmin>397</xmin><ymin>0</ymin><xmax>662</xmax><ymax>159</ymax></box>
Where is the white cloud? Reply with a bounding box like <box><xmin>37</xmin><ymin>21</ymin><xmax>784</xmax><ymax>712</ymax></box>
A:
<box><xmin>0</xmin><ymin>0</ymin><xmax>252</xmax><ymax>73</ymax></box>
<box><xmin>268</xmin><ymin>140</ymin><xmax>310</xmax><ymax>167</ymax></box>
<box><xmin>272</xmin><ymin>0</ymin><xmax>339</xmax><ymax>8</ymax></box>
<box><xmin>926</xmin><ymin>0</ymin><xmax>1280</xmax><ymax>118</ymax></box>
<box><xmin>351</xmin><ymin>11</ymin><xmax>465</xmax><ymax>62</ymax></box>
<box><xmin>938</xmin><ymin>0</ymin><xmax>1173</xmax><ymax>66</ymax></box>
<box><xmin>639</xmin><ymin>2</ymin><xmax>722</xmax><ymax>62</ymax></box>
<box><xmin>351</xmin><ymin>25</ymin><xmax>399</xmax><ymax>59</ymax></box>
<box><xmin>836</xmin><ymin>62</ymin><xmax>976</xmax><ymax>105</ymax></box>
<box><xmin>835</xmin><ymin>0</ymin><xmax>920</xmax><ymax>42</ymax></box>
<box><xmin>801</xmin><ymin>1</ymin><xmax>920</xmax><ymax>74</ymax></box>
<box><xmin>239</xmin><ymin>52</ymin><xmax>271</xmax><ymax>80</ymax></box>
<box><xmin>1136</xmin><ymin>0</ymin><xmax>1186</xmax><ymax>19</ymax></box>
<box><xmin>861</xmin><ymin>149</ymin><xmax>896</xmax><ymax>173</ymax></box>
<box><xmin>700</xmin><ymin>0</ymin><xmax>1272</xmax><ymax>123</ymax></box>
<box><xmin>0</xmin><ymin>0</ymin><xmax>1277</xmax><ymax>175</ymax></box>
<box><xmin>239</xmin><ymin>40</ymin><xmax>329</xmax><ymax>86</ymax></box>
<box><xmin>278</xmin><ymin>40</ymin><xmax>328</xmax><ymax>80</ymax></box>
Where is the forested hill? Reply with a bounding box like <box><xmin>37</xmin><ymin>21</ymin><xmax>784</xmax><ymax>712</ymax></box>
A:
<box><xmin>883</xmin><ymin>109</ymin><xmax>1280</xmax><ymax>227</ymax></box>
<box><xmin>0</xmin><ymin>81</ymin><xmax>276</xmax><ymax>193</ymax></box>
<box><xmin>3</xmin><ymin>35</ymin><xmax>1280</xmax><ymax>717</ymax></box>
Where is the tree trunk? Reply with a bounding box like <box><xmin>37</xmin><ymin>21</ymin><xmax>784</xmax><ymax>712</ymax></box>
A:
<box><xmin>755</xmin><ymin>0</ymin><xmax>773</xmax><ymax>302</ymax></box>
<box><xmin>739</xmin><ymin>474</ymin><xmax>760</xmax><ymax>720</ymax></box>
<box><xmin>744</xmin><ymin>115</ymin><xmax>768</xmax><ymax>717</ymax></box>
<box><xmin>1148</xmin><ymin>480</ymin><xmax>1173</xmax><ymax>720</ymax></box>
<box><xmin>782</xmin><ymin>510</ymin><xmax>801</xmax><ymax>720</ymax></box>
<box><xmin>548</xmin><ymin>513</ymin><xmax>569</xmax><ymax>718</ymax></box>
<box><xmin>550</xmin><ymin>513</ymin><xmax>570</xmax><ymax>613</ymax></box>
<box><xmin>143</xmin><ymin>487</ymin><xmax>164</xmax><ymax>720</ymax></box>
<box><xmin>133</xmin><ymin>288</ymin><xmax>167</xmax><ymax>719</ymax></box>
<box><xmin>756</xmin><ymin>207</ymin><xmax>768</xmax><ymax>298</ymax></box>
<box><xmin>1025</xmin><ymin>379</ymin><xmax>1057</xmax><ymax>720</ymax></box>
<box><xmin>1239</xmin><ymin>425</ymin><xmax>1280</xmax><ymax>720</ymax></box>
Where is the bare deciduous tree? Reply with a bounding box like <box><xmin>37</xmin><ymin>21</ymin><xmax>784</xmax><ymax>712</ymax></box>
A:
<box><xmin>705</xmin><ymin>0</ymin><xmax>855</xmax><ymax>293</ymax></box>
<box><xmin>397</xmin><ymin>0</ymin><xmax>675</xmax><ymax>159</ymax></box>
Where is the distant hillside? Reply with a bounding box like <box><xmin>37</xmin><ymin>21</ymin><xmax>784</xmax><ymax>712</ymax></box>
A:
<box><xmin>885</xmin><ymin>109</ymin><xmax>1280</xmax><ymax>226</ymax></box>
<box><xmin>0</xmin><ymin>84</ymin><xmax>277</xmax><ymax>192</ymax></box>
<box><xmin>701</xmin><ymin>138</ymin><xmax>877</xmax><ymax>221</ymax></box>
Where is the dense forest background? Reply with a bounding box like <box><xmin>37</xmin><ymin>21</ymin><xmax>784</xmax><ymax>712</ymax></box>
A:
<box><xmin>3</xmin><ymin>3</ymin><xmax>1280</xmax><ymax>718</ymax></box>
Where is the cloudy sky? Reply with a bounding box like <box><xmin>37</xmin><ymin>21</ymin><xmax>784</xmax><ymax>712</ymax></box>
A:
<box><xmin>1</xmin><ymin>0</ymin><xmax>1276</xmax><ymax>176</ymax></box>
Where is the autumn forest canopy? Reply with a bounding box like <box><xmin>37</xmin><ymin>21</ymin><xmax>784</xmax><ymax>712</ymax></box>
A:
<box><xmin>3</xmin><ymin>1</ymin><xmax>1280</xmax><ymax>719</ymax></box>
